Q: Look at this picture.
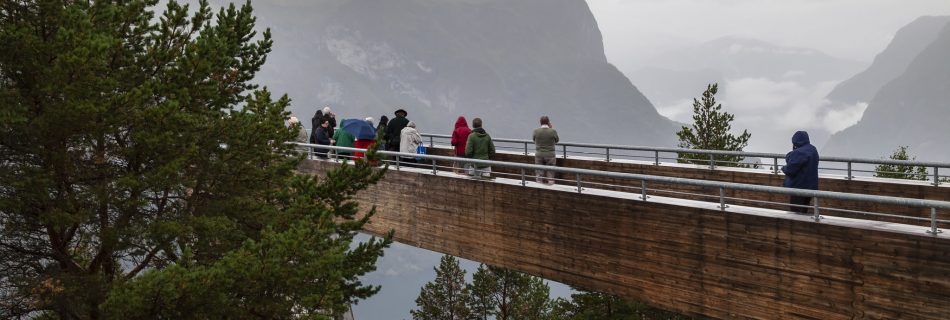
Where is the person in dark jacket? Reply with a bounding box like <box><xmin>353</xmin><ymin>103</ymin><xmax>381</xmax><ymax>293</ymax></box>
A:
<box><xmin>450</xmin><ymin>116</ymin><xmax>471</xmax><ymax>174</ymax></box>
<box><xmin>782</xmin><ymin>131</ymin><xmax>820</xmax><ymax>213</ymax></box>
<box><xmin>323</xmin><ymin>107</ymin><xmax>337</xmax><ymax>138</ymax></box>
<box><xmin>376</xmin><ymin>115</ymin><xmax>389</xmax><ymax>150</ymax></box>
<box><xmin>465</xmin><ymin>118</ymin><xmax>495</xmax><ymax>179</ymax></box>
<box><xmin>309</xmin><ymin>109</ymin><xmax>324</xmax><ymax>144</ymax></box>
<box><xmin>385</xmin><ymin>109</ymin><xmax>410</xmax><ymax>152</ymax></box>
<box><xmin>312</xmin><ymin>119</ymin><xmax>333</xmax><ymax>159</ymax></box>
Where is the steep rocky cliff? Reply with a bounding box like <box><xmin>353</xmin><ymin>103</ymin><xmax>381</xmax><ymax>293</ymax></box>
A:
<box><xmin>245</xmin><ymin>0</ymin><xmax>677</xmax><ymax>145</ymax></box>
<box><xmin>824</xmin><ymin>21</ymin><xmax>950</xmax><ymax>161</ymax></box>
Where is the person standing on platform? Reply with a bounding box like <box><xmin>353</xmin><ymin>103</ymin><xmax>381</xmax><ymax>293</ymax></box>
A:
<box><xmin>354</xmin><ymin>118</ymin><xmax>376</xmax><ymax>160</ymax></box>
<box><xmin>332</xmin><ymin>119</ymin><xmax>355</xmax><ymax>160</ymax></box>
<box><xmin>465</xmin><ymin>118</ymin><xmax>495</xmax><ymax>179</ymax></box>
<box><xmin>400</xmin><ymin>121</ymin><xmax>423</xmax><ymax>163</ymax></box>
<box><xmin>386</xmin><ymin>109</ymin><xmax>410</xmax><ymax>153</ymax></box>
<box><xmin>312</xmin><ymin>119</ymin><xmax>333</xmax><ymax>159</ymax></box>
<box><xmin>376</xmin><ymin>115</ymin><xmax>389</xmax><ymax>151</ymax></box>
<box><xmin>450</xmin><ymin>116</ymin><xmax>471</xmax><ymax>174</ymax></box>
<box><xmin>782</xmin><ymin>131</ymin><xmax>820</xmax><ymax>214</ymax></box>
<box><xmin>323</xmin><ymin>106</ymin><xmax>337</xmax><ymax>137</ymax></box>
<box><xmin>532</xmin><ymin>116</ymin><xmax>559</xmax><ymax>185</ymax></box>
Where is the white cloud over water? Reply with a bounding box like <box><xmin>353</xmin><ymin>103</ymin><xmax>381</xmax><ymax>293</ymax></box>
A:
<box><xmin>656</xmin><ymin>77</ymin><xmax>868</xmax><ymax>153</ymax></box>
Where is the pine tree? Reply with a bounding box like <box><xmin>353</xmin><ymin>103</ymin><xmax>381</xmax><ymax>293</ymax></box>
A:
<box><xmin>874</xmin><ymin>146</ymin><xmax>929</xmax><ymax>181</ymax></box>
<box><xmin>412</xmin><ymin>255</ymin><xmax>474</xmax><ymax>320</ymax></box>
<box><xmin>468</xmin><ymin>264</ymin><xmax>499</xmax><ymax>320</ymax></box>
<box><xmin>0</xmin><ymin>1</ymin><xmax>391</xmax><ymax>318</ymax></box>
<box><xmin>557</xmin><ymin>290</ymin><xmax>631</xmax><ymax>319</ymax></box>
<box><xmin>468</xmin><ymin>265</ymin><xmax>554</xmax><ymax>320</ymax></box>
<box><xmin>676</xmin><ymin>83</ymin><xmax>751</xmax><ymax>167</ymax></box>
<box><xmin>558</xmin><ymin>289</ymin><xmax>691</xmax><ymax>320</ymax></box>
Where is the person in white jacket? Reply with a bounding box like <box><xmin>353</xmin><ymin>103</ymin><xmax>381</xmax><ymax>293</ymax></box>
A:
<box><xmin>400</xmin><ymin>121</ymin><xmax>423</xmax><ymax>163</ymax></box>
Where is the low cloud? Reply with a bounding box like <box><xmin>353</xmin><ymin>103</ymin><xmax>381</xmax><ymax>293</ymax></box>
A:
<box><xmin>655</xmin><ymin>98</ymin><xmax>694</xmax><ymax>123</ymax></box>
<box><xmin>823</xmin><ymin>102</ymin><xmax>868</xmax><ymax>133</ymax></box>
<box><xmin>655</xmin><ymin>77</ymin><xmax>867</xmax><ymax>153</ymax></box>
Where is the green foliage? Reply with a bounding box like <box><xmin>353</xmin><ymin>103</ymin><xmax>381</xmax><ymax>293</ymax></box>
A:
<box><xmin>556</xmin><ymin>290</ymin><xmax>693</xmax><ymax>320</ymax></box>
<box><xmin>412</xmin><ymin>255</ymin><xmax>473</xmax><ymax>320</ymax></box>
<box><xmin>467</xmin><ymin>264</ymin><xmax>555</xmax><ymax>320</ymax></box>
<box><xmin>874</xmin><ymin>146</ymin><xmax>929</xmax><ymax>181</ymax></box>
<box><xmin>0</xmin><ymin>0</ymin><xmax>391</xmax><ymax>318</ymax></box>
<box><xmin>676</xmin><ymin>83</ymin><xmax>751</xmax><ymax>167</ymax></box>
<box><xmin>412</xmin><ymin>259</ymin><xmax>692</xmax><ymax>320</ymax></box>
<box><xmin>413</xmin><ymin>260</ymin><xmax>558</xmax><ymax>320</ymax></box>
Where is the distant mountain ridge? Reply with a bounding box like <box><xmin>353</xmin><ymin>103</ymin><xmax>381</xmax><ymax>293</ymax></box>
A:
<box><xmin>826</xmin><ymin>16</ymin><xmax>950</xmax><ymax>105</ymax></box>
<box><xmin>240</xmin><ymin>0</ymin><xmax>678</xmax><ymax>145</ymax></box>
<box><xmin>823</xmin><ymin>20</ymin><xmax>950</xmax><ymax>161</ymax></box>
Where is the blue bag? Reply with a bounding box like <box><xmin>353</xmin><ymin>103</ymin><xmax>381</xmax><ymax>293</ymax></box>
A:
<box><xmin>415</xmin><ymin>145</ymin><xmax>427</xmax><ymax>161</ymax></box>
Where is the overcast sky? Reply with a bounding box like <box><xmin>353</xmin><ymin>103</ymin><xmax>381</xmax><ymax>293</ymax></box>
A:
<box><xmin>587</xmin><ymin>0</ymin><xmax>950</xmax><ymax>68</ymax></box>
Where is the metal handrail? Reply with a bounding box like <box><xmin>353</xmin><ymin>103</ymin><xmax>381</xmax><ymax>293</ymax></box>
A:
<box><xmin>421</xmin><ymin>133</ymin><xmax>950</xmax><ymax>184</ymax></box>
<box><xmin>293</xmin><ymin>143</ymin><xmax>946</xmax><ymax>236</ymax></box>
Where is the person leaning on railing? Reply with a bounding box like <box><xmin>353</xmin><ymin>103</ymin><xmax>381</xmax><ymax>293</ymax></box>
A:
<box><xmin>782</xmin><ymin>131</ymin><xmax>820</xmax><ymax>214</ymax></box>
<box><xmin>532</xmin><ymin>116</ymin><xmax>559</xmax><ymax>185</ymax></box>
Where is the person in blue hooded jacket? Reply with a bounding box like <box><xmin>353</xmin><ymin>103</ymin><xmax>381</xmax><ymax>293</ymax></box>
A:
<box><xmin>782</xmin><ymin>131</ymin><xmax>820</xmax><ymax>213</ymax></box>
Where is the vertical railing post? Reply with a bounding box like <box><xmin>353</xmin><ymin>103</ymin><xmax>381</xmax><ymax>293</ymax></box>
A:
<box><xmin>654</xmin><ymin>151</ymin><xmax>660</xmax><ymax>166</ymax></box>
<box><xmin>813</xmin><ymin>197</ymin><xmax>821</xmax><ymax>222</ymax></box>
<box><xmin>709</xmin><ymin>154</ymin><xmax>715</xmax><ymax>170</ymax></box>
<box><xmin>719</xmin><ymin>188</ymin><xmax>727</xmax><ymax>211</ymax></box>
<box><xmin>934</xmin><ymin>167</ymin><xmax>940</xmax><ymax>186</ymax></box>
<box><xmin>847</xmin><ymin>162</ymin><xmax>853</xmax><ymax>180</ymax></box>
<box><xmin>640</xmin><ymin>180</ymin><xmax>648</xmax><ymax>201</ymax></box>
<box><xmin>772</xmin><ymin>157</ymin><xmax>778</xmax><ymax>174</ymax></box>
<box><xmin>432</xmin><ymin>159</ymin><xmax>437</xmax><ymax>175</ymax></box>
<box><xmin>521</xmin><ymin>168</ymin><xmax>526</xmax><ymax>186</ymax></box>
<box><xmin>605</xmin><ymin>147</ymin><xmax>611</xmax><ymax>162</ymax></box>
<box><xmin>562</xmin><ymin>145</ymin><xmax>568</xmax><ymax>159</ymax></box>
<box><xmin>576</xmin><ymin>174</ymin><xmax>582</xmax><ymax>193</ymax></box>
<box><xmin>396</xmin><ymin>156</ymin><xmax>401</xmax><ymax>171</ymax></box>
<box><xmin>524</xmin><ymin>142</ymin><xmax>529</xmax><ymax>156</ymax></box>
<box><xmin>429</xmin><ymin>136</ymin><xmax>434</xmax><ymax>148</ymax></box>
<box><xmin>927</xmin><ymin>208</ymin><xmax>942</xmax><ymax>236</ymax></box>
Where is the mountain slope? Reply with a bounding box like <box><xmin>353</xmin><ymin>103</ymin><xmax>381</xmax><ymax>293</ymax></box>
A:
<box><xmin>826</xmin><ymin>16</ymin><xmax>950</xmax><ymax>105</ymax></box>
<box><xmin>245</xmin><ymin>0</ymin><xmax>677</xmax><ymax>145</ymax></box>
<box><xmin>823</xmin><ymin>21</ymin><xmax>950</xmax><ymax>161</ymax></box>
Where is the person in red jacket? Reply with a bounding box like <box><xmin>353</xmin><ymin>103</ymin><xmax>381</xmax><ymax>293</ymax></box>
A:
<box><xmin>450</xmin><ymin>116</ymin><xmax>471</xmax><ymax>174</ymax></box>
